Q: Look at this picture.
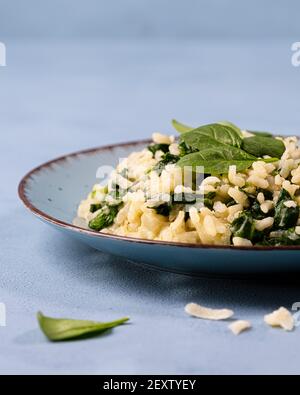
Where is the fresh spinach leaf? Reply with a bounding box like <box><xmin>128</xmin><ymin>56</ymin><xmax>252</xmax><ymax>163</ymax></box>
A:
<box><xmin>242</xmin><ymin>136</ymin><xmax>285</xmax><ymax>158</ymax></box>
<box><xmin>172</xmin><ymin>119</ymin><xmax>242</xmax><ymax>137</ymax></box>
<box><xmin>37</xmin><ymin>312</ymin><xmax>129</xmax><ymax>342</ymax></box>
<box><xmin>218</xmin><ymin>121</ymin><xmax>242</xmax><ymax>136</ymax></box>
<box><xmin>178</xmin><ymin>141</ymin><xmax>198</xmax><ymax>156</ymax></box>
<box><xmin>248</xmin><ymin>130</ymin><xmax>273</xmax><ymax>138</ymax></box>
<box><xmin>181</xmin><ymin>123</ymin><xmax>243</xmax><ymax>149</ymax></box>
<box><xmin>89</xmin><ymin>205</ymin><xmax>120</xmax><ymax>231</ymax></box>
<box><xmin>171</xmin><ymin>119</ymin><xmax>193</xmax><ymax>133</ymax></box>
<box><xmin>177</xmin><ymin>143</ymin><xmax>257</xmax><ymax>174</ymax></box>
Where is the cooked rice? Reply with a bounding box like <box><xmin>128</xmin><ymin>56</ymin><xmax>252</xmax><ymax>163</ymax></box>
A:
<box><xmin>76</xmin><ymin>131</ymin><xmax>300</xmax><ymax>246</ymax></box>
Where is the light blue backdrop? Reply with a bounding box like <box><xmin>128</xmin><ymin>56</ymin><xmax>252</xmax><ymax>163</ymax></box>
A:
<box><xmin>0</xmin><ymin>0</ymin><xmax>300</xmax><ymax>38</ymax></box>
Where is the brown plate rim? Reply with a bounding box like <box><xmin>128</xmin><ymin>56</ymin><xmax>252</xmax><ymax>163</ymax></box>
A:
<box><xmin>18</xmin><ymin>139</ymin><xmax>300</xmax><ymax>252</ymax></box>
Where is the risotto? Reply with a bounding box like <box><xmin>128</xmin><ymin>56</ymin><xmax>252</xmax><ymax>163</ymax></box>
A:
<box><xmin>76</xmin><ymin>120</ymin><xmax>300</xmax><ymax>246</ymax></box>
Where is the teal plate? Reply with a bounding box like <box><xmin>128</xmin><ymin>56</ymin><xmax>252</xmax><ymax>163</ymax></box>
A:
<box><xmin>18</xmin><ymin>140</ymin><xmax>300</xmax><ymax>276</ymax></box>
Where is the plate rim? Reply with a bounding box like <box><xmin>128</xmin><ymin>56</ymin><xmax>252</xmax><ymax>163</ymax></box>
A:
<box><xmin>18</xmin><ymin>139</ymin><xmax>300</xmax><ymax>252</ymax></box>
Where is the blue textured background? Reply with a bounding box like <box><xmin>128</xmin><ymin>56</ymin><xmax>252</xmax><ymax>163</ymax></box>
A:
<box><xmin>0</xmin><ymin>0</ymin><xmax>300</xmax><ymax>38</ymax></box>
<box><xmin>1</xmin><ymin>1</ymin><xmax>300</xmax><ymax>374</ymax></box>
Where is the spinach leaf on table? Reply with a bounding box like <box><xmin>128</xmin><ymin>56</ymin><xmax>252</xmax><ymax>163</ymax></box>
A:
<box><xmin>37</xmin><ymin>312</ymin><xmax>129</xmax><ymax>342</ymax></box>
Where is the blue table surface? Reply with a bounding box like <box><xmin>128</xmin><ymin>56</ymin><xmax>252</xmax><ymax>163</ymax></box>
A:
<box><xmin>1</xmin><ymin>38</ymin><xmax>300</xmax><ymax>374</ymax></box>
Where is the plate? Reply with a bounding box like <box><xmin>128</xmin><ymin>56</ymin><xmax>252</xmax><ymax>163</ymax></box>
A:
<box><xmin>18</xmin><ymin>140</ymin><xmax>300</xmax><ymax>275</ymax></box>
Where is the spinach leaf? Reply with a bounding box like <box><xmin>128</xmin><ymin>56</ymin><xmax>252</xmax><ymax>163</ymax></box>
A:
<box><xmin>273</xmin><ymin>189</ymin><xmax>299</xmax><ymax>230</ymax></box>
<box><xmin>171</xmin><ymin>119</ymin><xmax>193</xmax><ymax>133</ymax></box>
<box><xmin>153</xmin><ymin>203</ymin><xmax>171</xmax><ymax>217</ymax></box>
<box><xmin>177</xmin><ymin>143</ymin><xmax>257</xmax><ymax>174</ymax></box>
<box><xmin>181</xmin><ymin>123</ymin><xmax>243</xmax><ymax>149</ymax></box>
<box><xmin>259</xmin><ymin>228</ymin><xmax>300</xmax><ymax>246</ymax></box>
<box><xmin>218</xmin><ymin>121</ymin><xmax>242</xmax><ymax>136</ymax></box>
<box><xmin>248</xmin><ymin>130</ymin><xmax>273</xmax><ymax>138</ymax></box>
<box><xmin>276</xmin><ymin>188</ymin><xmax>291</xmax><ymax>204</ymax></box>
<box><xmin>178</xmin><ymin>141</ymin><xmax>198</xmax><ymax>156</ymax></box>
<box><xmin>172</xmin><ymin>119</ymin><xmax>242</xmax><ymax>137</ymax></box>
<box><xmin>250</xmin><ymin>201</ymin><xmax>266</xmax><ymax>220</ymax></box>
<box><xmin>231</xmin><ymin>211</ymin><xmax>264</xmax><ymax>242</ymax></box>
<box><xmin>37</xmin><ymin>312</ymin><xmax>129</xmax><ymax>342</ymax></box>
<box><xmin>148</xmin><ymin>143</ymin><xmax>169</xmax><ymax>156</ymax></box>
<box><xmin>149</xmin><ymin>191</ymin><xmax>206</xmax><ymax>216</ymax></box>
<box><xmin>257</xmin><ymin>189</ymin><xmax>274</xmax><ymax>201</ymax></box>
<box><xmin>231</xmin><ymin>212</ymin><xmax>256</xmax><ymax>240</ymax></box>
<box><xmin>89</xmin><ymin>205</ymin><xmax>120</xmax><ymax>231</ymax></box>
<box><xmin>242</xmin><ymin>136</ymin><xmax>285</xmax><ymax>158</ymax></box>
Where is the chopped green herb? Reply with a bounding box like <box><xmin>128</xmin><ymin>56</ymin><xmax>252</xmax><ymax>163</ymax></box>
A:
<box><xmin>259</xmin><ymin>228</ymin><xmax>300</xmax><ymax>246</ymax></box>
<box><xmin>250</xmin><ymin>201</ymin><xmax>268</xmax><ymax>220</ymax></box>
<box><xmin>90</xmin><ymin>203</ymin><xmax>102</xmax><ymax>213</ymax></box>
<box><xmin>153</xmin><ymin>152</ymin><xmax>179</xmax><ymax>175</ymax></box>
<box><xmin>273</xmin><ymin>190</ymin><xmax>299</xmax><ymax>230</ymax></box>
<box><xmin>89</xmin><ymin>205</ymin><xmax>120</xmax><ymax>231</ymax></box>
<box><xmin>148</xmin><ymin>143</ymin><xmax>169</xmax><ymax>156</ymax></box>
<box><xmin>231</xmin><ymin>212</ymin><xmax>256</xmax><ymax>240</ymax></box>
<box><xmin>153</xmin><ymin>203</ymin><xmax>171</xmax><ymax>217</ymax></box>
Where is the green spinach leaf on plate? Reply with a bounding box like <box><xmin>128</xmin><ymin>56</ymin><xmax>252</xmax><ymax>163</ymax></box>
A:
<box><xmin>177</xmin><ymin>142</ymin><xmax>258</xmax><ymax>174</ymax></box>
<box><xmin>180</xmin><ymin>123</ymin><xmax>243</xmax><ymax>149</ymax></box>
<box><xmin>242</xmin><ymin>136</ymin><xmax>285</xmax><ymax>158</ymax></box>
